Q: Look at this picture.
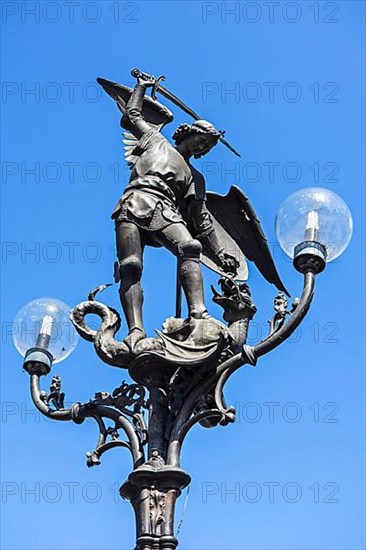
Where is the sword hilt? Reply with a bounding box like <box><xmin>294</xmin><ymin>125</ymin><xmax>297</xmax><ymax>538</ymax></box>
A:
<box><xmin>131</xmin><ymin>68</ymin><xmax>155</xmax><ymax>82</ymax></box>
<box><xmin>131</xmin><ymin>68</ymin><xmax>166</xmax><ymax>100</ymax></box>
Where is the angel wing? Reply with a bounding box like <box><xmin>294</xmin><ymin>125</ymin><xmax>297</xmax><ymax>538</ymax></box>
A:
<box><xmin>121</xmin><ymin>131</ymin><xmax>140</xmax><ymax>169</ymax></box>
<box><xmin>97</xmin><ymin>77</ymin><xmax>174</xmax><ymax>169</ymax></box>
<box><xmin>205</xmin><ymin>186</ymin><xmax>289</xmax><ymax>296</ymax></box>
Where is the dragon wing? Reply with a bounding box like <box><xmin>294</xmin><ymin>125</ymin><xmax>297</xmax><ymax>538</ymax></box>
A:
<box><xmin>206</xmin><ymin>186</ymin><xmax>289</xmax><ymax>296</ymax></box>
<box><xmin>97</xmin><ymin>77</ymin><xmax>174</xmax><ymax>169</ymax></box>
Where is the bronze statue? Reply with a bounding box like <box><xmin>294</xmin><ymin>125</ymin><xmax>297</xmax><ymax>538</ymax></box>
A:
<box><xmin>97</xmin><ymin>69</ymin><xmax>288</xmax><ymax>353</ymax></box>
<box><xmin>22</xmin><ymin>68</ymin><xmax>340</xmax><ymax>550</ymax></box>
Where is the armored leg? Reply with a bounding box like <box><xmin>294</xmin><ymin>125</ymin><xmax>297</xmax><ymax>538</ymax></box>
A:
<box><xmin>115</xmin><ymin>221</ymin><xmax>146</xmax><ymax>349</ymax></box>
<box><xmin>155</xmin><ymin>224</ymin><xmax>208</xmax><ymax>319</ymax></box>
<box><xmin>178</xmin><ymin>239</ymin><xmax>208</xmax><ymax>318</ymax></box>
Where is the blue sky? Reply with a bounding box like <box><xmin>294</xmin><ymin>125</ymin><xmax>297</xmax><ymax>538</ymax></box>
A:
<box><xmin>1</xmin><ymin>1</ymin><xmax>365</xmax><ymax>549</ymax></box>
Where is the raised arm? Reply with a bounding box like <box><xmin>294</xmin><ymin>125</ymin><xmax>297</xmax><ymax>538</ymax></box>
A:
<box><xmin>121</xmin><ymin>78</ymin><xmax>154</xmax><ymax>139</ymax></box>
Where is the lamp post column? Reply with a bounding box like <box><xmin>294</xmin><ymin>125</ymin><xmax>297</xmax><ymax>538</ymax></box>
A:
<box><xmin>120</xmin><ymin>364</ymin><xmax>191</xmax><ymax>550</ymax></box>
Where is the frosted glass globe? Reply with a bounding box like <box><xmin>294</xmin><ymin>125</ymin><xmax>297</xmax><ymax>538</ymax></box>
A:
<box><xmin>13</xmin><ymin>298</ymin><xmax>78</xmax><ymax>364</ymax></box>
<box><xmin>275</xmin><ymin>188</ymin><xmax>353</xmax><ymax>261</ymax></box>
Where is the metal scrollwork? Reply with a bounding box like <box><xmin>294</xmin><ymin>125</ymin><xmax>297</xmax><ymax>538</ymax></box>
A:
<box><xmin>85</xmin><ymin>381</ymin><xmax>149</xmax><ymax>466</ymax></box>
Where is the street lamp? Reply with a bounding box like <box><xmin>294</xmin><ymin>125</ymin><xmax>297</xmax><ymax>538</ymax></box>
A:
<box><xmin>15</xmin><ymin>182</ymin><xmax>352</xmax><ymax>549</ymax></box>
<box><xmin>275</xmin><ymin>187</ymin><xmax>353</xmax><ymax>273</ymax></box>
<box><xmin>13</xmin><ymin>297</ymin><xmax>78</xmax><ymax>372</ymax></box>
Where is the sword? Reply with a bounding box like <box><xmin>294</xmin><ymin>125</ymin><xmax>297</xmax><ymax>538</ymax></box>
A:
<box><xmin>131</xmin><ymin>68</ymin><xmax>241</xmax><ymax>158</ymax></box>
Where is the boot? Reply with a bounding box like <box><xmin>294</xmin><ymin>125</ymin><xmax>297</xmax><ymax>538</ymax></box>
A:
<box><xmin>119</xmin><ymin>281</ymin><xmax>146</xmax><ymax>351</ymax></box>
<box><xmin>179</xmin><ymin>259</ymin><xmax>209</xmax><ymax>319</ymax></box>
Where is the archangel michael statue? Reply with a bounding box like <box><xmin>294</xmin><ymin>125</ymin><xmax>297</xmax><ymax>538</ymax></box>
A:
<box><xmin>97</xmin><ymin>69</ymin><xmax>288</xmax><ymax>355</ymax></box>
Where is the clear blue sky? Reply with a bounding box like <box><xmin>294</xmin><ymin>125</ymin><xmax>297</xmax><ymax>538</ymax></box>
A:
<box><xmin>1</xmin><ymin>1</ymin><xmax>365</xmax><ymax>549</ymax></box>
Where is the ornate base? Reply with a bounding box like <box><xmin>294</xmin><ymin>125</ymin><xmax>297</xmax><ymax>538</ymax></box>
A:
<box><xmin>70</xmin><ymin>278</ymin><xmax>257</xmax><ymax>372</ymax></box>
<box><xmin>65</xmin><ymin>278</ymin><xmax>261</xmax><ymax>548</ymax></box>
<box><xmin>120</xmin><ymin>463</ymin><xmax>191</xmax><ymax>550</ymax></box>
<box><xmin>25</xmin><ymin>267</ymin><xmax>317</xmax><ymax>549</ymax></box>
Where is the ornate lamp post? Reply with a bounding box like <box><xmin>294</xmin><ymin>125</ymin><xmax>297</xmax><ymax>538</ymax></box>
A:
<box><xmin>14</xmin><ymin>71</ymin><xmax>353</xmax><ymax>550</ymax></box>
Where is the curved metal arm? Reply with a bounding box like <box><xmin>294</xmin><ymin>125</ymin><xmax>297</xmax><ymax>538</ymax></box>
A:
<box><xmin>29</xmin><ymin>374</ymin><xmax>145</xmax><ymax>468</ymax></box>
<box><xmin>78</xmin><ymin>404</ymin><xmax>144</xmax><ymax>468</ymax></box>
<box><xmin>212</xmin><ymin>270</ymin><xmax>315</xmax><ymax>411</ymax></box>
<box><xmin>254</xmin><ymin>270</ymin><xmax>315</xmax><ymax>357</ymax></box>
<box><xmin>167</xmin><ymin>269</ymin><xmax>316</xmax><ymax>467</ymax></box>
<box><xmin>30</xmin><ymin>375</ymin><xmax>72</xmax><ymax>420</ymax></box>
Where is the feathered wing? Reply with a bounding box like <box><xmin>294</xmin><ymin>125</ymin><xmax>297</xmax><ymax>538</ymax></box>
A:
<box><xmin>206</xmin><ymin>186</ymin><xmax>290</xmax><ymax>296</ymax></box>
<box><xmin>97</xmin><ymin>77</ymin><xmax>174</xmax><ymax>169</ymax></box>
<box><xmin>122</xmin><ymin>131</ymin><xmax>140</xmax><ymax>169</ymax></box>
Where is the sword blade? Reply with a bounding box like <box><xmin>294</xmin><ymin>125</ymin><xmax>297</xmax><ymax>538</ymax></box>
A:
<box><xmin>218</xmin><ymin>136</ymin><xmax>241</xmax><ymax>158</ymax></box>
<box><xmin>156</xmin><ymin>85</ymin><xmax>241</xmax><ymax>157</ymax></box>
<box><xmin>157</xmin><ymin>85</ymin><xmax>201</xmax><ymax>120</ymax></box>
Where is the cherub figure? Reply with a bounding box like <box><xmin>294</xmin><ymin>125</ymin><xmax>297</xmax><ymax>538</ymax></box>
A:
<box><xmin>269</xmin><ymin>292</ymin><xmax>299</xmax><ymax>334</ymax></box>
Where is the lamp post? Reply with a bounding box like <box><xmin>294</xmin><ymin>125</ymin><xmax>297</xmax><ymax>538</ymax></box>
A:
<box><xmin>15</xmin><ymin>186</ymin><xmax>352</xmax><ymax>548</ymax></box>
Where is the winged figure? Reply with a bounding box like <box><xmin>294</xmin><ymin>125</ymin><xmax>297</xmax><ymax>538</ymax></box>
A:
<box><xmin>97</xmin><ymin>71</ymin><xmax>288</xmax><ymax>350</ymax></box>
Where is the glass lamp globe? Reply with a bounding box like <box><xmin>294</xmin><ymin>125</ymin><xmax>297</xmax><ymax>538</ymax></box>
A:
<box><xmin>275</xmin><ymin>187</ymin><xmax>353</xmax><ymax>262</ymax></box>
<box><xmin>13</xmin><ymin>298</ymin><xmax>78</xmax><ymax>364</ymax></box>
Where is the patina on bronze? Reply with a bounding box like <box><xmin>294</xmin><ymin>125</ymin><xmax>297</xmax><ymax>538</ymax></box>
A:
<box><xmin>22</xmin><ymin>69</ymin><xmax>325</xmax><ymax>550</ymax></box>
